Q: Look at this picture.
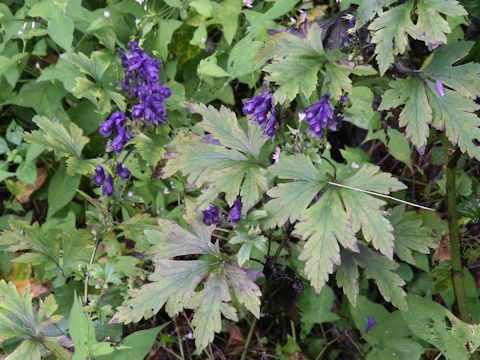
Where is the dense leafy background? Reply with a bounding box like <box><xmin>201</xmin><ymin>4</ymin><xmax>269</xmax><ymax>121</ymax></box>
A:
<box><xmin>1</xmin><ymin>0</ymin><xmax>480</xmax><ymax>359</ymax></box>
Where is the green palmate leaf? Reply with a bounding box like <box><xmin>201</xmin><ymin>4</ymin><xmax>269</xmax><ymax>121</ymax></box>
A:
<box><xmin>115</xmin><ymin>206</ymin><xmax>261</xmax><ymax>352</ymax></box>
<box><xmin>0</xmin><ymin>219</ymin><xmax>92</xmax><ymax>277</ymax></box>
<box><xmin>0</xmin><ymin>280</ymin><xmax>69</xmax><ymax>360</ymax></box>
<box><xmin>351</xmin><ymin>297</ymin><xmax>423</xmax><ymax>360</ymax></box>
<box><xmin>336</xmin><ymin>250</ymin><xmax>360</xmax><ymax>306</ymax></box>
<box><xmin>298</xmin><ymin>286</ymin><xmax>339</xmax><ymax>336</ymax></box>
<box><xmin>355</xmin><ymin>0</ymin><xmax>397</xmax><ymax>26</ymax></box>
<box><xmin>23</xmin><ymin>116</ymin><xmax>98</xmax><ymax>175</ymax></box>
<box><xmin>414</xmin><ymin>0</ymin><xmax>467</xmax><ymax>50</ymax></box>
<box><xmin>402</xmin><ymin>294</ymin><xmax>480</xmax><ymax>359</ymax></box>
<box><xmin>229</xmin><ymin>228</ymin><xmax>267</xmax><ymax>266</ymax></box>
<box><xmin>389</xmin><ymin>205</ymin><xmax>437</xmax><ymax>265</ymax></box>
<box><xmin>342</xmin><ymin>86</ymin><xmax>376</xmax><ymax>129</ymax></box>
<box><xmin>423</xmin><ymin>42</ymin><xmax>480</xmax><ymax>99</ymax></box>
<box><xmin>380</xmin><ymin>47</ymin><xmax>480</xmax><ymax>159</ymax></box>
<box><xmin>264</xmin><ymin>155</ymin><xmax>406</xmax><ymax>303</ymax></box>
<box><xmin>29</xmin><ymin>0</ymin><xmax>75</xmax><ymax>51</ymax></box>
<box><xmin>379</xmin><ymin>77</ymin><xmax>432</xmax><ymax>148</ymax></box>
<box><xmin>323</xmin><ymin>62</ymin><xmax>377</xmax><ymax>100</ymax></box>
<box><xmin>23</xmin><ymin>116</ymin><xmax>87</xmax><ymax>159</ymax></box>
<box><xmin>368</xmin><ymin>1</ymin><xmax>416</xmax><ymax>75</ymax></box>
<box><xmin>263</xmin><ymin>23</ymin><xmax>325</xmax><ymax>104</ymax></box>
<box><xmin>294</xmin><ymin>188</ymin><xmax>358</xmax><ymax>293</ymax></box>
<box><xmin>163</xmin><ymin>103</ymin><xmax>268</xmax><ymax>211</ymax></box>
<box><xmin>355</xmin><ymin>245</ymin><xmax>407</xmax><ymax>310</ymax></box>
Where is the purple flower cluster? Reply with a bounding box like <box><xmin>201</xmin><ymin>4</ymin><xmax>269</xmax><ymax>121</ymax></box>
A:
<box><xmin>201</xmin><ymin>198</ymin><xmax>243</xmax><ymax>226</ymax></box>
<box><xmin>202</xmin><ymin>205</ymin><xmax>220</xmax><ymax>225</ymax></box>
<box><xmin>93</xmin><ymin>163</ymin><xmax>131</xmax><ymax>197</ymax></box>
<box><xmin>93</xmin><ymin>40</ymin><xmax>172</xmax><ymax>196</ymax></box>
<box><xmin>242</xmin><ymin>93</ymin><xmax>277</xmax><ymax>139</ymax></box>
<box><xmin>119</xmin><ymin>40</ymin><xmax>172</xmax><ymax>126</ymax></box>
<box><xmin>303</xmin><ymin>94</ymin><xmax>341</xmax><ymax>139</ymax></box>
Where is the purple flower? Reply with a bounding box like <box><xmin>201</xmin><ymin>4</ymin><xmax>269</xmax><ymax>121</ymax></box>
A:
<box><xmin>242</xmin><ymin>93</ymin><xmax>277</xmax><ymax>139</ymax></box>
<box><xmin>93</xmin><ymin>165</ymin><xmax>105</xmax><ymax>186</ymax></box>
<box><xmin>202</xmin><ymin>205</ymin><xmax>220</xmax><ymax>225</ymax></box>
<box><xmin>229</xmin><ymin>198</ymin><xmax>242</xmax><ymax>223</ymax></box>
<box><xmin>304</xmin><ymin>94</ymin><xmax>341</xmax><ymax>139</ymax></box>
<box><xmin>366</xmin><ymin>316</ymin><xmax>376</xmax><ymax>333</ymax></box>
<box><xmin>99</xmin><ymin>112</ymin><xmax>126</xmax><ymax>137</ymax></box>
<box><xmin>109</xmin><ymin>126</ymin><xmax>133</xmax><ymax>153</ymax></box>
<box><xmin>116</xmin><ymin>163</ymin><xmax>131</xmax><ymax>180</ymax></box>
<box><xmin>347</xmin><ymin>16</ymin><xmax>356</xmax><ymax>29</ymax></box>
<box><xmin>339</xmin><ymin>95</ymin><xmax>349</xmax><ymax>103</ymax></box>
<box><xmin>435</xmin><ymin>80</ymin><xmax>445</xmax><ymax>97</ymax></box>
<box><xmin>102</xmin><ymin>174</ymin><xmax>114</xmax><ymax>196</ymax></box>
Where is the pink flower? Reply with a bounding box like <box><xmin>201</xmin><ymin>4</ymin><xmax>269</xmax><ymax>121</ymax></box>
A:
<box><xmin>272</xmin><ymin>146</ymin><xmax>281</xmax><ymax>163</ymax></box>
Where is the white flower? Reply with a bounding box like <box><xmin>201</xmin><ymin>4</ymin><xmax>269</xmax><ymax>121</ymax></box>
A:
<box><xmin>103</xmin><ymin>10</ymin><xmax>110</xmax><ymax>17</ymax></box>
<box><xmin>272</xmin><ymin>146</ymin><xmax>281</xmax><ymax>163</ymax></box>
<box><xmin>135</xmin><ymin>0</ymin><xmax>145</xmax><ymax>4</ymax></box>
<box><xmin>298</xmin><ymin>112</ymin><xmax>306</xmax><ymax>122</ymax></box>
<box><xmin>242</xmin><ymin>0</ymin><xmax>253</xmax><ymax>8</ymax></box>
<box><xmin>135</xmin><ymin>18</ymin><xmax>141</xmax><ymax>25</ymax></box>
<box><xmin>351</xmin><ymin>162</ymin><xmax>360</xmax><ymax>169</ymax></box>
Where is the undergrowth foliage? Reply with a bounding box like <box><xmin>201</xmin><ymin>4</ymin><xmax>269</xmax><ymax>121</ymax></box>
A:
<box><xmin>1</xmin><ymin>0</ymin><xmax>480</xmax><ymax>359</ymax></box>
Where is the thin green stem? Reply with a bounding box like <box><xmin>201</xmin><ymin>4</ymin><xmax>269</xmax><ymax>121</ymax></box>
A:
<box><xmin>83</xmin><ymin>230</ymin><xmax>101</xmax><ymax>305</ymax></box>
<box><xmin>446</xmin><ymin>145</ymin><xmax>470</xmax><ymax>323</ymax></box>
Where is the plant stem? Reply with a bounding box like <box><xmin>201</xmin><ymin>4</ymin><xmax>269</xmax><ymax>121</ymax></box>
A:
<box><xmin>83</xmin><ymin>231</ymin><xmax>101</xmax><ymax>305</ymax></box>
<box><xmin>240</xmin><ymin>317</ymin><xmax>258</xmax><ymax>360</ymax></box>
<box><xmin>446</xmin><ymin>148</ymin><xmax>470</xmax><ymax>323</ymax></box>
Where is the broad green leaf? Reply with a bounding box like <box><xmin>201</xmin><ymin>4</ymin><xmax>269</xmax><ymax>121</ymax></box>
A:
<box><xmin>154</xmin><ymin>19</ymin><xmax>182</xmax><ymax>60</ymax></box>
<box><xmin>23</xmin><ymin>116</ymin><xmax>88</xmax><ymax>159</ymax></box>
<box><xmin>336</xmin><ymin>250</ymin><xmax>360</xmax><ymax>306</ymax></box>
<box><xmin>355</xmin><ymin>0</ymin><xmax>396</xmax><ymax>26</ymax></box>
<box><xmin>29</xmin><ymin>0</ymin><xmax>74</xmax><ymax>51</ymax></box>
<box><xmin>386</xmin><ymin>128</ymin><xmax>412</xmax><ymax>167</ymax></box>
<box><xmin>294</xmin><ymin>188</ymin><xmax>357</xmax><ymax>293</ymax></box>
<box><xmin>423</xmin><ymin>42</ymin><xmax>480</xmax><ymax>99</ymax></box>
<box><xmin>8</xmin><ymin>81</ymin><xmax>70</xmax><ymax>124</ymax></box>
<box><xmin>47</xmin><ymin>162</ymin><xmax>81</xmax><ymax>218</ymax></box>
<box><xmin>298</xmin><ymin>286</ymin><xmax>339</xmax><ymax>336</ymax></box>
<box><xmin>70</xmin><ymin>296</ymin><xmax>113</xmax><ymax>360</ymax></box>
<box><xmin>379</xmin><ymin>77</ymin><xmax>432</xmax><ymax>149</ymax></box>
<box><xmin>351</xmin><ymin>297</ymin><xmax>422</xmax><ymax>360</ymax></box>
<box><xmin>115</xmin><ymin>208</ymin><xmax>261</xmax><ymax>352</ymax></box>
<box><xmin>323</xmin><ymin>62</ymin><xmax>376</xmax><ymax>100</ymax></box>
<box><xmin>368</xmin><ymin>2</ymin><xmax>416</xmax><ymax>75</ymax></box>
<box><xmin>390</xmin><ymin>205</ymin><xmax>437</xmax><ymax>265</ymax></box>
<box><xmin>263</xmin><ymin>154</ymin><xmax>328</xmax><ymax>229</ymax></box>
<box><xmin>402</xmin><ymin>294</ymin><xmax>480</xmax><ymax>359</ymax></box>
<box><xmin>163</xmin><ymin>103</ymin><xmax>268</xmax><ymax>210</ymax></box>
<box><xmin>198</xmin><ymin>52</ymin><xmax>230</xmax><ymax>78</ymax></box>
<box><xmin>263</xmin><ymin>24</ymin><xmax>324</xmax><ymax>103</ymax></box>
<box><xmin>210</xmin><ymin>0</ymin><xmax>241</xmax><ymax>44</ymax></box>
<box><xmin>97</xmin><ymin>325</ymin><xmax>167</xmax><ymax>360</ymax></box>
<box><xmin>0</xmin><ymin>281</ymin><xmax>67</xmax><ymax>359</ymax></box>
<box><xmin>343</xmin><ymin>86</ymin><xmax>376</xmax><ymax>129</ymax></box>
<box><xmin>426</xmin><ymin>82</ymin><xmax>480</xmax><ymax>159</ymax></box>
<box><xmin>229</xmin><ymin>229</ymin><xmax>267</xmax><ymax>266</ymax></box>
<box><xmin>355</xmin><ymin>245</ymin><xmax>407</xmax><ymax>310</ymax></box>
<box><xmin>414</xmin><ymin>0</ymin><xmax>467</xmax><ymax>50</ymax></box>
<box><xmin>0</xmin><ymin>219</ymin><xmax>92</xmax><ymax>277</ymax></box>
